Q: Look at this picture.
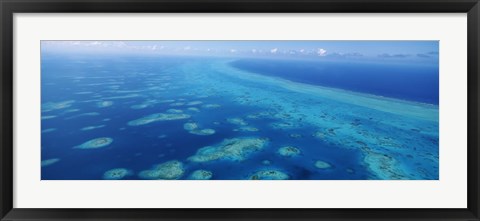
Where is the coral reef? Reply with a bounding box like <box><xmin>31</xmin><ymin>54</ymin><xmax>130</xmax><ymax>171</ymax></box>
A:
<box><xmin>249</xmin><ymin>170</ymin><xmax>289</xmax><ymax>180</ymax></box>
<box><xmin>189</xmin><ymin>129</ymin><xmax>216</xmax><ymax>136</ymax></box>
<box><xmin>314</xmin><ymin>160</ymin><xmax>332</xmax><ymax>169</ymax></box>
<box><xmin>363</xmin><ymin>150</ymin><xmax>408</xmax><ymax>179</ymax></box>
<box><xmin>233</xmin><ymin>127</ymin><xmax>259</xmax><ymax>132</ymax></box>
<box><xmin>138</xmin><ymin>160</ymin><xmax>185</xmax><ymax>180</ymax></box>
<box><xmin>41</xmin><ymin>115</ymin><xmax>57</xmax><ymax>120</ymax></box>
<box><xmin>42</xmin><ymin>128</ymin><xmax>57</xmax><ymax>133</ymax></box>
<box><xmin>188</xmin><ymin>170</ymin><xmax>213</xmax><ymax>180</ymax></box>
<box><xmin>42</xmin><ymin>100</ymin><xmax>75</xmax><ymax>112</ymax></box>
<box><xmin>227</xmin><ymin>118</ymin><xmax>248</xmax><ymax>126</ymax></box>
<box><xmin>81</xmin><ymin>125</ymin><xmax>105</xmax><ymax>131</ymax></box>
<box><xmin>74</xmin><ymin>137</ymin><xmax>113</xmax><ymax>149</ymax></box>
<box><xmin>128</xmin><ymin>113</ymin><xmax>191</xmax><ymax>126</ymax></box>
<box><xmin>187</xmin><ymin>101</ymin><xmax>203</xmax><ymax>106</ymax></box>
<box><xmin>97</xmin><ymin>101</ymin><xmax>113</xmax><ymax>108</ymax></box>
<box><xmin>202</xmin><ymin>104</ymin><xmax>221</xmax><ymax>109</ymax></box>
<box><xmin>103</xmin><ymin>168</ymin><xmax>133</xmax><ymax>180</ymax></box>
<box><xmin>188</xmin><ymin>137</ymin><xmax>269</xmax><ymax>162</ymax></box>
<box><xmin>41</xmin><ymin>158</ymin><xmax>60</xmax><ymax>167</ymax></box>
<box><xmin>183</xmin><ymin>122</ymin><xmax>199</xmax><ymax>131</ymax></box>
<box><xmin>278</xmin><ymin>146</ymin><xmax>301</xmax><ymax>157</ymax></box>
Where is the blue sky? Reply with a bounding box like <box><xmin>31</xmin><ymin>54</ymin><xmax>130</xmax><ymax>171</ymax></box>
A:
<box><xmin>42</xmin><ymin>41</ymin><xmax>439</xmax><ymax>63</ymax></box>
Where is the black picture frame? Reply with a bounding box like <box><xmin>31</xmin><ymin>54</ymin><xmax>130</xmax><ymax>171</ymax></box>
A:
<box><xmin>1</xmin><ymin>0</ymin><xmax>479</xmax><ymax>220</ymax></box>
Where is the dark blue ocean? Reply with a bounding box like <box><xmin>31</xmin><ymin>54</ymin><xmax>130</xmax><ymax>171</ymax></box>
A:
<box><xmin>41</xmin><ymin>54</ymin><xmax>439</xmax><ymax>180</ymax></box>
<box><xmin>232</xmin><ymin>58</ymin><xmax>439</xmax><ymax>104</ymax></box>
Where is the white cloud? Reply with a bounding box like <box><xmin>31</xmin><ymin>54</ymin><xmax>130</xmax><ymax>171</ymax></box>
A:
<box><xmin>230</xmin><ymin>49</ymin><xmax>237</xmax><ymax>53</ymax></box>
<box><xmin>111</xmin><ymin>42</ymin><xmax>127</xmax><ymax>48</ymax></box>
<box><xmin>317</xmin><ymin>48</ymin><xmax>327</xmax><ymax>56</ymax></box>
<box><xmin>90</xmin><ymin>41</ymin><xmax>102</xmax><ymax>46</ymax></box>
<box><xmin>270</xmin><ymin>48</ymin><xmax>278</xmax><ymax>54</ymax></box>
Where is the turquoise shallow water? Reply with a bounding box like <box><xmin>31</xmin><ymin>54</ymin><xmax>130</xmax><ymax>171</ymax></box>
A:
<box><xmin>41</xmin><ymin>55</ymin><xmax>439</xmax><ymax>180</ymax></box>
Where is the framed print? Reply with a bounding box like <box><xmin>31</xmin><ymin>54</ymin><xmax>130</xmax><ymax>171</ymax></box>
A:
<box><xmin>1</xmin><ymin>0</ymin><xmax>479</xmax><ymax>220</ymax></box>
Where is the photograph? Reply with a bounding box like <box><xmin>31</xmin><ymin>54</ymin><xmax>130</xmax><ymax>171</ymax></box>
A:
<box><xmin>40</xmin><ymin>40</ymin><xmax>439</xmax><ymax>180</ymax></box>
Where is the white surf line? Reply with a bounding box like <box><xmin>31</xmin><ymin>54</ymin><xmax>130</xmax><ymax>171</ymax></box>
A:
<box><xmin>210</xmin><ymin>60</ymin><xmax>439</xmax><ymax>122</ymax></box>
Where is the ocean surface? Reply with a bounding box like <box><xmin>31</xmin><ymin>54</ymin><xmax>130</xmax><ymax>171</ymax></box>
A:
<box><xmin>232</xmin><ymin>58</ymin><xmax>439</xmax><ymax>104</ymax></box>
<box><xmin>41</xmin><ymin>54</ymin><xmax>439</xmax><ymax>180</ymax></box>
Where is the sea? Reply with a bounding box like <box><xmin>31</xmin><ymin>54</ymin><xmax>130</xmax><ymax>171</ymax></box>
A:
<box><xmin>41</xmin><ymin>54</ymin><xmax>439</xmax><ymax>180</ymax></box>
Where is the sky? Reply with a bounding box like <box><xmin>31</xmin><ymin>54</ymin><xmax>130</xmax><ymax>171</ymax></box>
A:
<box><xmin>42</xmin><ymin>41</ymin><xmax>439</xmax><ymax>64</ymax></box>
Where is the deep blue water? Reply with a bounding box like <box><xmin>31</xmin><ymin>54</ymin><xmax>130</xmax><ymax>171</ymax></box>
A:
<box><xmin>41</xmin><ymin>54</ymin><xmax>439</xmax><ymax>180</ymax></box>
<box><xmin>231</xmin><ymin>58</ymin><xmax>439</xmax><ymax>104</ymax></box>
